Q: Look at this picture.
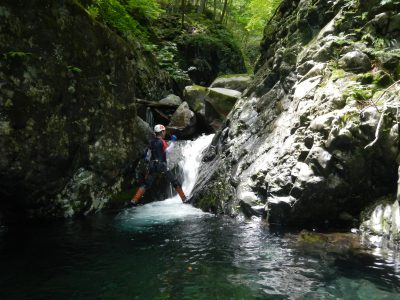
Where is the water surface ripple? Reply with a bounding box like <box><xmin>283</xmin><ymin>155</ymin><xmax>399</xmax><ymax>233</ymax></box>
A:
<box><xmin>1</xmin><ymin>209</ymin><xmax>400</xmax><ymax>299</ymax></box>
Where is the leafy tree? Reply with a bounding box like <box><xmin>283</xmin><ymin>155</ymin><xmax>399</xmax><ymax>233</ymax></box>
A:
<box><xmin>244</xmin><ymin>0</ymin><xmax>281</xmax><ymax>32</ymax></box>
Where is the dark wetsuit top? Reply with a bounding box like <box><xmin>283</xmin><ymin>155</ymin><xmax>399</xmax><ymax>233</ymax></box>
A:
<box><xmin>141</xmin><ymin>137</ymin><xmax>180</xmax><ymax>189</ymax></box>
<box><xmin>149</xmin><ymin>137</ymin><xmax>168</xmax><ymax>162</ymax></box>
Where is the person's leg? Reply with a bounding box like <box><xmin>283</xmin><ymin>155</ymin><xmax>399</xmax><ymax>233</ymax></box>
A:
<box><xmin>162</xmin><ymin>164</ymin><xmax>187</xmax><ymax>202</ymax></box>
<box><xmin>131</xmin><ymin>163</ymin><xmax>156</xmax><ymax>204</ymax></box>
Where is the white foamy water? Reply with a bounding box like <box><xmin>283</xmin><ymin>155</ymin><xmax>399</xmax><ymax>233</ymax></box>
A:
<box><xmin>117</xmin><ymin>134</ymin><xmax>214</xmax><ymax>229</ymax></box>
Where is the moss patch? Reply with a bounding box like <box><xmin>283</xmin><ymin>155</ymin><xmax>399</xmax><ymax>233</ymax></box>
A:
<box><xmin>331</xmin><ymin>69</ymin><xmax>347</xmax><ymax>81</ymax></box>
<box><xmin>106</xmin><ymin>187</ymin><xmax>136</xmax><ymax>209</ymax></box>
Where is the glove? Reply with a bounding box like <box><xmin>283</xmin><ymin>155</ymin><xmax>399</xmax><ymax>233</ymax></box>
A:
<box><xmin>171</xmin><ymin>135</ymin><xmax>177</xmax><ymax>142</ymax></box>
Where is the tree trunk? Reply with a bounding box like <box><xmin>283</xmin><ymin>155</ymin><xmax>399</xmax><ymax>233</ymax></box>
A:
<box><xmin>198</xmin><ymin>0</ymin><xmax>206</xmax><ymax>13</ymax></box>
<box><xmin>220</xmin><ymin>0</ymin><xmax>228</xmax><ymax>23</ymax></box>
<box><xmin>225</xmin><ymin>0</ymin><xmax>232</xmax><ymax>25</ymax></box>
<box><xmin>213</xmin><ymin>0</ymin><xmax>217</xmax><ymax>20</ymax></box>
<box><xmin>175</xmin><ymin>0</ymin><xmax>180</xmax><ymax>12</ymax></box>
<box><xmin>181</xmin><ymin>0</ymin><xmax>185</xmax><ymax>28</ymax></box>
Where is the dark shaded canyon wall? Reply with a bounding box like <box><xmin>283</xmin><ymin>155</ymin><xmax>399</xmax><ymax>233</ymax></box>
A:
<box><xmin>0</xmin><ymin>0</ymin><xmax>173</xmax><ymax>222</ymax></box>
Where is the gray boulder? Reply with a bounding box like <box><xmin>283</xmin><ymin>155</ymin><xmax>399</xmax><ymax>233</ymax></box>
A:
<box><xmin>210</xmin><ymin>74</ymin><xmax>252</xmax><ymax>92</ymax></box>
<box><xmin>206</xmin><ymin>88</ymin><xmax>242</xmax><ymax>118</ymax></box>
<box><xmin>205</xmin><ymin>88</ymin><xmax>242</xmax><ymax>131</ymax></box>
<box><xmin>183</xmin><ymin>85</ymin><xmax>208</xmax><ymax>114</ymax></box>
<box><xmin>159</xmin><ymin>94</ymin><xmax>182</xmax><ymax>106</ymax></box>
<box><xmin>338</xmin><ymin>50</ymin><xmax>371</xmax><ymax>73</ymax></box>
<box><xmin>168</xmin><ymin>102</ymin><xmax>197</xmax><ymax>138</ymax></box>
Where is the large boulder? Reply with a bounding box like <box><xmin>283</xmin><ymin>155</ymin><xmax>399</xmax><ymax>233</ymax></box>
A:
<box><xmin>167</xmin><ymin>102</ymin><xmax>197</xmax><ymax>138</ymax></box>
<box><xmin>183</xmin><ymin>85</ymin><xmax>208</xmax><ymax>114</ymax></box>
<box><xmin>210</xmin><ymin>74</ymin><xmax>252</xmax><ymax>92</ymax></box>
<box><xmin>206</xmin><ymin>88</ymin><xmax>242</xmax><ymax>119</ymax></box>
<box><xmin>159</xmin><ymin>94</ymin><xmax>182</xmax><ymax>106</ymax></box>
<box><xmin>338</xmin><ymin>51</ymin><xmax>371</xmax><ymax>73</ymax></box>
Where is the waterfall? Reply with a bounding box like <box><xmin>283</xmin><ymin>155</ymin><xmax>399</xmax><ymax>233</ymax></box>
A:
<box><xmin>179</xmin><ymin>134</ymin><xmax>214</xmax><ymax>197</ymax></box>
<box><xmin>117</xmin><ymin>134</ymin><xmax>214</xmax><ymax>228</ymax></box>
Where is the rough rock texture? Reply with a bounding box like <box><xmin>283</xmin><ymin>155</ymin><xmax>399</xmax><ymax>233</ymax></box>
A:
<box><xmin>167</xmin><ymin>102</ymin><xmax>197</xmax><ymax>138</ymax></box>
<box><xmin>361</xmin><ymin>198</ymin><xmax>400</xmax><ymax>249</ymax></box>
<box><xmin>0</xmin><ymin>0</ymin><xmax>173</xmax><ymax>222</ymax></box>
<box><xmin>360</xmin><ymin>164</ymin><xmax>400</xmax><ymax>249</ymax></box>
<box><xmin>183</xmin><ymin>85</ymin><xmax>208</xmax><ymax>115</ymax></box>
<box><xmin>191</xmin><ymin>0</ymin><xmax>400</xmax><ymax>230</ymax></box>
<box><xmin>209</xmin><ymin>74</ymin><xmax>252</xmax><ymax>92</ymax></box>
<box><xmin>205</xmin><ymin>88</ymin><xmax>242</xmax><ymax>131</ymax></box>
<box><xmin>159</xmin><ymin>94</ymin><xmax>182</xmax><ymax>106</ymax></box>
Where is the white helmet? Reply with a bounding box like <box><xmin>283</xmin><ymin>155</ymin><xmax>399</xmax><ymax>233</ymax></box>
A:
<box><xmin>154</xmin><ymin>124</ymin><xmax>166</xmax><ymax>133</ymax></box>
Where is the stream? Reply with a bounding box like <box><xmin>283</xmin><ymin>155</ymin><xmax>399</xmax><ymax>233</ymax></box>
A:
<box><xmin>1</xmin><ymin>135</ymin><xmax>400</xmax><ymax>299</ymax></box>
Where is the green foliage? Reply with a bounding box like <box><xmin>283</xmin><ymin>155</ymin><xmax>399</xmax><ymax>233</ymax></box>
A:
<box><xmin>86</xmin><ymin>0</ymin><xmax>163</xmax><ymax>42</ymax></box>
<box><xmin>155</xmin><ymin>42</ymin><xmax>189</xmax><ymax>80</ymax></box>
<box><xmin>86</xmin><ymin>5</ymin><xmax>99</xmax><ymax>18</ymax></box>
<box><xmin>67</xmin><ymin>65</ymin><xmax>83</xmax><ymax>73</ymax></box>
<box><xmin>228</xmin><ymin>0</ymin><xmax>283</xmax><ymax>68</ymax></box>
<box><xmin>331</xmin><ymin>69</ymin><xmax>347</xmax><ymax>81</ymax></box>
<box><xmin>87</xmin><ymin>0</ymin><xmax>143</xmax><ymax>40</ymax></box>
<box><xmin>349</xmin><ymin>85</ymin><xmax>373</xmax><ymax>101</ymax></box>
<box><xmin>5</xmin><ymin>51</ymin><xmax>32</xmax><ymax>59</ymax></box>
<box><xmin>124</xmin><ymin>0</ymin><xmax>164</xmax><ymax>21</ymax></box>
<box><xmin>245</xmin><ymin>0</ymin><xmax>282</xmax><ymax>32</ymax></box>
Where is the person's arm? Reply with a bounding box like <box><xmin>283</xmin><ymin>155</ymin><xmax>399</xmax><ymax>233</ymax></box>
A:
<box><xmin>165</xmin><ymin>135</ymin><xmax>177</xmax><ymax>153</ymax></box>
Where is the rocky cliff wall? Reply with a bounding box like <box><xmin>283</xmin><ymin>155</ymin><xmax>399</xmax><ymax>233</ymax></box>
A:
<box><xmin>0</xmin><ymin>0</ymin><xmax>174</xmax><ymax>222</ymax></box>
<box><xmin>191</xmin><ymin>0</ymin><xmax>400</xmax><ymax>230</ymax></box>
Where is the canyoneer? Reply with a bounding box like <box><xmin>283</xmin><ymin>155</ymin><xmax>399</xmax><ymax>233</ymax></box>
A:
<box><xmin>131</xmin><ymin>124</ymin><xmax>187</xmax><ymax>205</ymax></box>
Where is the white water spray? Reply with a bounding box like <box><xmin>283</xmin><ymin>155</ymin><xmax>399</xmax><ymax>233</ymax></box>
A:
<box><xmin>116</xmin><ymin>134</ymin><xmax>214</xmax><ymax>228</ymax></box>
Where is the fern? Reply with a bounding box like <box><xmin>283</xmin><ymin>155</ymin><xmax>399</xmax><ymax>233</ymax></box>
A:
<box><xmin>124</xmin><ymin>0</ymin><xmax>164</xmax><ymax>21</ymax></box>
<box><xmin>87</xmin><ymin>0</ymin><xmax>147</xmax><ymax>41</ymax></box>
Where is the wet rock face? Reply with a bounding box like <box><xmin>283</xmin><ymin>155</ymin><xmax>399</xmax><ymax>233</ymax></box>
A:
<box><xmin>0</xmin><ymin>0</ymin><xmax>171</xmax><ymax>221</ymax></box>
<box><xmin>191</xmin><ymin>0</ymin><xmax>400</xmax><ymax>229</ymax></box>
<box><xmin>360</xmin><ymin>196</ymin><xmax>400</xmax><ymax>249</ymax></box>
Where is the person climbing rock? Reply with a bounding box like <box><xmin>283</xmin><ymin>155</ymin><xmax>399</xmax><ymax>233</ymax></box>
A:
<box><xmin>131</xmin><ymin>124</ymin><xmax>187</xmax><ymax>205</ymax></box>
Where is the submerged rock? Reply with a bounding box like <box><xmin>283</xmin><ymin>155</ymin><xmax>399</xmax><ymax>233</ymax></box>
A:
<box><xmin>295</xmin><ymin>230</ymin><xmax>364</xmax><ymax>255</ymax></box>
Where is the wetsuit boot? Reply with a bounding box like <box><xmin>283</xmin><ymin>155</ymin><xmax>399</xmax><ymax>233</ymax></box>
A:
<box><xmin>175</xmin><ymin>186</ymin><xmax>187</xmax><ymax>202</ymax></box>
<box><xmin>131</xmin><ymin>187</ymin><xmax>145</xmax><ymax>205</ymax></box>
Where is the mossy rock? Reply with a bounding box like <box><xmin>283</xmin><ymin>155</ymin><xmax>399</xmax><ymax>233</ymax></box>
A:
<box><xmin>210</xmin><ymin>74</ymin><xmax>252</xmax><ymax>92</ymax></box>
<box><xmin>206</xmin><ymin>88</ymin><xmax>242</xmax><ymax>118</ymax></box>
<box><xmin>298</xmin><ymin>230</ymin><xmax>329</xmax><ymax>244</ymax></box>
<box><xmin>183</xmin><ymin>85</ymin><xmax>208</xmax><ymax>113</ymax></box>
<box><xmin>106</xmin><ymin>188</ymin><xmax>136</xmax><ymax>210</ymax></box>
